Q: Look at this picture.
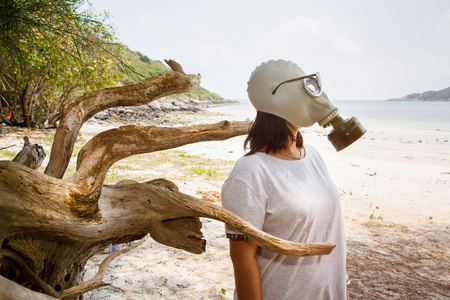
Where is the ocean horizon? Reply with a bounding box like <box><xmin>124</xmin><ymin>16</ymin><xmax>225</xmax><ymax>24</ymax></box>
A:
<box><xmin>205</xmin><ymin>100</ymin><xmax>450</xmax><ymax>144</ymax></box>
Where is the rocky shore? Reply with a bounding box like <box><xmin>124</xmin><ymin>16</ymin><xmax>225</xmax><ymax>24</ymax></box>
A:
<box><xmin>89</xmin><ymin>97</ymin><xmax>239</xmax><ymax>127</ymax></box>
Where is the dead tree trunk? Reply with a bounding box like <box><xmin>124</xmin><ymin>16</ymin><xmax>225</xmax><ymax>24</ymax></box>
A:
<box><xmin>0</xmin><ymin>61</ymin><xmax>335</xmax><ymax>299</ymax></box>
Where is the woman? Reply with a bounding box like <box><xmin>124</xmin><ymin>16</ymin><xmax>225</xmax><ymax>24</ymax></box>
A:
<box><xmin>221</xmin><ymin>60</ymin><xmax>347</xmax><ymax>299</ymax></box>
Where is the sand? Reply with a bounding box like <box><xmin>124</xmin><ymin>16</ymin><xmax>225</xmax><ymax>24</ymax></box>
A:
<box><xmin>79</xmin><ymin>122</ymin><xmax>449</xmax><ymax>299</ymax></box>
<box><xmin>1</xmin><ymin>118</ymin><xmax>449</xmax><ymax>299</ymax></box>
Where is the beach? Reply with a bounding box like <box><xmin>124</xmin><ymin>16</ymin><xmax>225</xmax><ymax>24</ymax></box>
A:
<box><xmin>1</xmin><ymin>104</ymin><xmax>449</xmax><ymax>299</ymax></box>
<box><xmin>82</xmin><ymin>117</ymin><xmax>449</xmax><ymax>299</ymax></box>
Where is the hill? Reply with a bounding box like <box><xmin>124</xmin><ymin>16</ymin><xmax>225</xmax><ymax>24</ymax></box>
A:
<box><xmin>388</xmin><ymin>86</ymin><xmax>450</xmax><ymax>101</ymax></box>
<box><xmin>120</xmin><ymin>51</ymin><xmax>223</xmax><ymax>101</ymax></box>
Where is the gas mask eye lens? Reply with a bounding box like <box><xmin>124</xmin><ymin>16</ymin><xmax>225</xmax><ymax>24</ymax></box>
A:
<box><xmin>303</xmin><ymin>72</ymin><xmax>322</xmax><ymax>97</ymax></box>
<box><xmin>305</xmin><ymin>78</ymin><xmax>320</xmax><ymax>94</ymax></box>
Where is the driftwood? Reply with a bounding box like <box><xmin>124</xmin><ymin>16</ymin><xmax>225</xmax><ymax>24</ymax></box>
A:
<box><xmin>12</xmin><ymin>137</ymin><xmax>46</xmax><ymax>170</ymax></box>
<box><xmin>0</xmin><ymin>60</ymin><xmax>335</xmax><ymax>299</ymax></box>
<box><xmin>45</xmin><ymin>59</ymin><xmax>201</xmax><ymax>179</ymax></box>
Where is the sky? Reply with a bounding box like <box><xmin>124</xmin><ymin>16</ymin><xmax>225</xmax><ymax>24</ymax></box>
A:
<box><xmin>85</xmin><ymin>0</ymin><xmax>450</xmax><ymax>100</ymax></box>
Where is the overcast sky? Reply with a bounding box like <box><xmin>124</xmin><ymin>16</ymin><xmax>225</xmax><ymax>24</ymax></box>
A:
<box><xmin>86</xmin><ymin>0</ymin><xmax>450</xmax><ymax>100</ymax></box>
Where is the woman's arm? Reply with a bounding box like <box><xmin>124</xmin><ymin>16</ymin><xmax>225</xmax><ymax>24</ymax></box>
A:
<box><xmin>229</xmin><ymin>239</ymin><xmax>262</xmax><ymax>300</ymax></box>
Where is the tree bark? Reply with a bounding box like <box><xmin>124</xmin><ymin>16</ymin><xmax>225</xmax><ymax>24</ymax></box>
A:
<box><xmin>0</xmin><ymin>276</ymin><xmax>56</xmax><ymax>300</ymax></box>
<box><xmin>19</xmin><ymin>83</ymin><xmax>32</xmax><ymax>128</ymax></box>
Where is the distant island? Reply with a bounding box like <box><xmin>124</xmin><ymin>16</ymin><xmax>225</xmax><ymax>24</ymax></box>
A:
<box><xmin>388</xmin><ymin>86</ymin><xmax>450</xmax><ymax>101</ymax></box>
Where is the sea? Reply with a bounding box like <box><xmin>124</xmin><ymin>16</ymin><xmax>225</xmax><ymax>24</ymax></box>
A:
<box><xmin>204</xmin><ymin>100</ymin><xmax>450</xmax><ymax>144</ymax></box>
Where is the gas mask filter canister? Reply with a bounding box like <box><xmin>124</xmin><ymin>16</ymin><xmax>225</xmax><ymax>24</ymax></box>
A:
<box><xmin>247</xmin><ymin>60</ymin><xmax>366</xmax><ymax>151</ymax></box>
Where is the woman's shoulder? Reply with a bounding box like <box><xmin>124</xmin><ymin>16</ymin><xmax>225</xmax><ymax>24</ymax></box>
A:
<box><xmin>223</xmin><ymin>153</ymin><xmax>270</xmax><ymax>197</ymax></box>
<box><xmin>235</xmin><ymin>152</ymin><xmax>264</xmax><ymax>164</ymax></box>
<box><xmin>303</xmin><ymin>144</ymin><xmax>327</xmax><ymax>167</ymax></box>
<box><xmin>227</xmin><ymin>153</ymin><xmax>267</xmax><ymax>178</ymax></box>
<box><xmin>304</xmin><ymin>144</ymin><xmax>321</xmax><ymax>158</ymax></box>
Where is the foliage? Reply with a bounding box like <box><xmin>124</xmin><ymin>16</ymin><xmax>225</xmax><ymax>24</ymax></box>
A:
<box><xmin>179</xmin><ymin>86</ymin><xmax>223</xmax><ymax>101</ymax></box>
<box><xmin>123</xmin><ymin>51</ymin><xmax>223</xmax><ymax>101</ymax></box>
<box><xmin>0</xmin><ymin>0</ymin><xmax>222</xmax><ymax>129</ymax></box>
<box><xmin>120</xmin><ymin>51</ymin><xmax>170</xmax><ymax>85</ymax></box>
<box><xmin>0</xmin><ymin>0</ymin><xmax>127</xmax><ymax>128</ymax></box>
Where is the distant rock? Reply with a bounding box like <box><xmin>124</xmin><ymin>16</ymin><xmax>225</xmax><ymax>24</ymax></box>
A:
<box><xmin>388</xmin><ymin>87</ymin><xmax>450</xmax><ymax>101</ymax></box>
<box><xmin>88</xmin><ymin>97</ymin><xmax>239</xmax><ymax>127</ymax></box>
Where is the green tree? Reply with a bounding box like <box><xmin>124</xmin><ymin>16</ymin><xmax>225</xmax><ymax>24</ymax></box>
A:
<box><xmin>0</xmin><ymin>0</ymin><xmax>127</xmax><ymax>128</ymax></box>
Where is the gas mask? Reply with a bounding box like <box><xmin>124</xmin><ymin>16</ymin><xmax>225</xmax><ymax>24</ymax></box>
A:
<box><xmin>247</xmin><ymin>60</ymin><xmax>366</xmax><ymax>151</ymax></box>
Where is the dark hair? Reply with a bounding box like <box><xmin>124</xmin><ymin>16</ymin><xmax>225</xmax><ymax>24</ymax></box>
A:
<box><xmin>244</xmin><ymin>111</ymin><xmax>303</xmax><ymax>156</ymax></box>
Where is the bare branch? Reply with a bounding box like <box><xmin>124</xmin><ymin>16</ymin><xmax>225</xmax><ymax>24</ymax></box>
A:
<box><xmin>45</xmin><ymin>65</ymin><xmax>201</xmax><ymax>179</ymax></box>
<box><xmin>0</xmin><ymin>144</ymin><xmax>15</xmax><ymax>150</ymax></box>
<box><xmin>72</xmin><ymin>120</ymin><xmax>250</xmax><ymax>192</ymax></box>
<box><xmin>137</xmin><ymin>181</ymin><xmax>337</xmax><ymax>257</ymax></box>
<box><xmin>59</xmin><ymin>235</ymin><xmax>150</xmax><ymax>299</ymax></box>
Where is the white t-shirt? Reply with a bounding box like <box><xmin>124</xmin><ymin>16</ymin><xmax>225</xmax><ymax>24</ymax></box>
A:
<box><xmin>222</xmin><ymin>144</ymin><xmax>347</xmax><ymax>300</ymax></box>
